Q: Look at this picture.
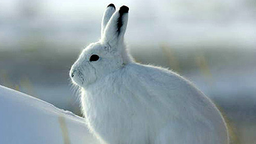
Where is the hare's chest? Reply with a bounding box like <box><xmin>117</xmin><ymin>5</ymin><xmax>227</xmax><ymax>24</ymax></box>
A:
<box><xmin>81</xmin><ymin>89</ymin><xmax>150</xmax><ymax>144</ymax></box>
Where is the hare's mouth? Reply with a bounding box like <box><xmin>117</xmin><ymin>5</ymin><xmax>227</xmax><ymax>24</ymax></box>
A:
<box><xmin>70</xmin><ymin>69</ymin><xmax>85</xmax><ymax>86</ymax></box>
<box><xmin>76</xmin><ymin>70</ymin><xmax>85</xmax><ymax>85</ymax></box>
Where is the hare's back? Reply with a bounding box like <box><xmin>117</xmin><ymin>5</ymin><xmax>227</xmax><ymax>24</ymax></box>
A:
<box><xmin>125</xmin><ymin>63</ymin><xmax>223</xmax><ymax>120</ymax></box>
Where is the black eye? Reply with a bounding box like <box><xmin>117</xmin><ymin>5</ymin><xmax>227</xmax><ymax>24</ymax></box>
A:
<box><xmin>89</xmin><ymin>54</ymin><xmax>99</xmax><ymax>62</ymax></box>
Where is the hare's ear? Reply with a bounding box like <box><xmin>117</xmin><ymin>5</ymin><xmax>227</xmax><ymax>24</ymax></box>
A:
<box><xmin>102</xmin><ymin>5</ymin><xmax>129</xmax><ymax>49</ymax></box>
<box><xmin>101</xmin><ymin>4</ymin><xmax>116</xmax><ymax>36</ymax></box>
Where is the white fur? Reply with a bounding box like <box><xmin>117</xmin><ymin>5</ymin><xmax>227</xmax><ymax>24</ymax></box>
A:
<box><xmin>70</xmin><ymin>4</ymin><xmax>229</xmax><ymax>144</ymax></box>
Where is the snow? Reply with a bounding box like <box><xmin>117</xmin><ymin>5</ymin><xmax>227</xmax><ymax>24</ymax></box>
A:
<box><xmin>0</xmin><ymin>85</ymin><xmax>99</xmax><ymax>144</ymax></box>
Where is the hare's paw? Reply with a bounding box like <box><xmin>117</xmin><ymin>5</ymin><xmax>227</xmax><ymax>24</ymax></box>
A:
<box><xmin>155</xmin><ymin>120</ymin><xmax>224</xmax><ymax>144</ymax></box>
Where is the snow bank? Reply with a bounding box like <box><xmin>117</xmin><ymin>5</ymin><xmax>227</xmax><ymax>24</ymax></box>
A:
<box><xmin>0</xmin><ymin>85</ymin><xmax>99</xmax><ymax>144</ymax></box>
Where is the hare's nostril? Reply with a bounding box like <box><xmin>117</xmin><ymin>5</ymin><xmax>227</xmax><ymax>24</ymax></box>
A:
<box><xmin>71</xmin><ymin>70</ymin><xmax>76</xmax><ymax>77</ymax></box>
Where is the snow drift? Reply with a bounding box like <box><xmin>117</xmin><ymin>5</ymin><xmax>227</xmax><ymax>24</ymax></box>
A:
<box><xmin>0</xmin><ymin>85</ymin><xmax>99</xmax><ymax>144</ymax></box>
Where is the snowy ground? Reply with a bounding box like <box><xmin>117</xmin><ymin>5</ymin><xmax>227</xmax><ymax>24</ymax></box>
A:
<box><xmin>0</xmin><ymin>85</ymin><xmax>99</xmax><ymax>144</ymax></box>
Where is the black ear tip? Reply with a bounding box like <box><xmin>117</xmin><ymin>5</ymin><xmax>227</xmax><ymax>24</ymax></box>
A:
<box><xmin>119</xmin><ymin>5</ymin><xmax>129</xmax><ymax>14</ymax></box>
<box><xmin>107</xmin><ymin>3</ymin><xmax>115</xmax><ymax>9</ymax></box>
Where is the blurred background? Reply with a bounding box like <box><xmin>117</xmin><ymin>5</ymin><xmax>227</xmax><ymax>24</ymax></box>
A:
<box><xmin>0</xmin><ymin>0</ymin><xmax>255</xmax><ymax>143</ymax></box>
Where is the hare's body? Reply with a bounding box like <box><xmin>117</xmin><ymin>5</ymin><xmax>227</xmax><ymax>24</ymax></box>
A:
<box><xmin>81</xmin><ymin>63</ymin><xmax>228</xmax><ymax>144</ymax></box>
<box><xmin>70</xmin><ymin>4</ymin><xmax>229</xmax><ymax>144</ymax></box>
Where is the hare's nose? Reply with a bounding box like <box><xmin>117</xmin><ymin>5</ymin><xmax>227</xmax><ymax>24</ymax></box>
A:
<box><xmin>71</xmin><ymin>70</ymin><xmax>76</xmax><ymax>77</ymax></box>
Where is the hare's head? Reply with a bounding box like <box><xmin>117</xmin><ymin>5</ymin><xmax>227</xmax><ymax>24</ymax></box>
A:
<box><xmin>70</xmin><ymin>4</ymin><xmax>133</xmax><ymax>87</ymax></box>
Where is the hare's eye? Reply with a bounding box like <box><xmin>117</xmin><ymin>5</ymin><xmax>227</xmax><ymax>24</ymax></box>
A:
<box><xmin>89</xmin><ymin>54</ymin><xmax>100</xmax><ymax>62</ymax></box>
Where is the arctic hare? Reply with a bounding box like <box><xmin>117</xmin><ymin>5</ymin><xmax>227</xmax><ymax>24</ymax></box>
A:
<box><xmin>70</xmin><ymin>4</ymin><xmax>229</xmax><ymax>144</ymax></box>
